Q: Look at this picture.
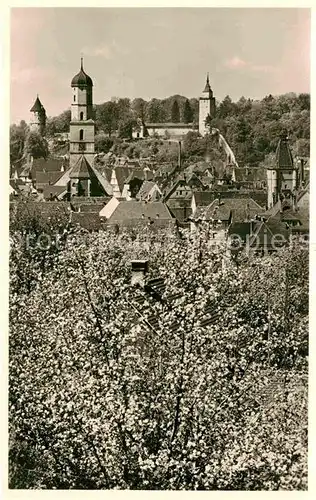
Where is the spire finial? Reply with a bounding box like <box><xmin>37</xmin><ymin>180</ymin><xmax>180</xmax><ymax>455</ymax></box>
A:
<box><xmin>207</xmin><ymin>72</ymin><xmax>209</xmax><ymax>84</ymax></box>
<box><xmin>80</xmin><ymin>54</ymin><xmax>84</xmax><ymax>70</ymax></box>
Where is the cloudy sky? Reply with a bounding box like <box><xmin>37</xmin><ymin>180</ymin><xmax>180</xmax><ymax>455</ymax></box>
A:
<box><xmin>10</xmin><ymin>7</ymin><xmax>310</xmax><ymax>124</ymax></box>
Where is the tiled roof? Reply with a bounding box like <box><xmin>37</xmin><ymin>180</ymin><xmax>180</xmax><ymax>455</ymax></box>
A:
<box><xmin>35</xmin><ymin>171</ymin><xmax>63</xmax><ymax>188</ymax></box>
<box><xmin>248</xmin><ymin>219</ymin><xmax>289</xmax><ymax>248</ymax></box>
<box><xmin>32</xmin><ymin>158</ymin><xmax>66</xmax><ymax>173</ymax></box>
<box><xmin>114</xmin><ymin>166</ymin><xmax>134</xmax><ymax>192</ymax></box>
<box><xmin>193</xmin><ymin>191</ymin><xmax>217</xmax><ymax>206</ymax></box>
<box><xmin>43</xmin><ymin>185</ymin><xmax>68</xmax><ymax>200</ymax></box>
<box><xmin>70</xmin><ymin>212</ymin><xmax>102</xmax><ymax>231</ymax></box>
<box><xmin>233</xmin><ymin>167</ymin><xmax>266</xmax><ymax>182</ymax></box>
<box><xmin>108</xmin><ymin>201</ymin><xmax>173</xmax><ymax>223</ymax></box>
<box><xmin>228</xmin><ymin>222</ymin><xmax>253</xmax><ymax>242</ymax></box>
<box><xmin>193</xmin><ymin>198</ymin><xmax>263</xmax><ymax>223</ymax></box>
<box><xmin>136</xmin><ymin>181</ymin><xmax>161</xmax><ymax>201</ymax></box>
<box><xmin>54</xmin><ymin>156</ymin><xmax>113</xmax><ymax>196</ymax></box>
<box><xmin>167</xmin><ymin>206</ymin><xmax>192</xmax><ymax>222</ymax></box>
<box><xmin>78</xmin><ymin>203</ymin><xmax>106</xmax><ymax>213</ymax></box>
<box><xmin>70</xmin><ymin>155</ymin><xmax>95</xmax><ymax>179</ymax></box>
<box><xmin>145</xmin><ymin>123</ymin><xmax>196</xmax><ymax>128</ymax></box>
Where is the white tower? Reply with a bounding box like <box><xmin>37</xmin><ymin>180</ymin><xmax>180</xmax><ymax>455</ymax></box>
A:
<box><xmin>199</xmin><ymin>73</ymin><xmax>216</xmax><ymax>136</ymax></box>
<box><xmin>69</xmin><ymin>57</ymin><xmax>95</xmax><ymax>168</ymax></box>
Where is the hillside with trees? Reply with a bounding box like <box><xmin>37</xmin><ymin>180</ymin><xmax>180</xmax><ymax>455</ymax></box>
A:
<box><xmin>10</xmin><ymin>93</ymin><xmax>310</xmax><ymax>169</ymax></box>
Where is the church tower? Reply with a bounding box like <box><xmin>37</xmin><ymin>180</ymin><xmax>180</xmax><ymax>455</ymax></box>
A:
<box><xmin>69</xmin><ymin>57</ymin><xmax>95</xmax><ymax>169</ymax></box>
<box><xmin>199</xmin><ymin>73</ymin><xmax>216</xmax><ymax>136</ymax></box>
<box><xmin>30</xmin><ymin>95</ymin><xmax>46</xmax><ymax>136</ymax></box>
<box><xmin>266</xmin><ymin>133</ymin><xmax>297</xmax><ymax>209</ymax></box>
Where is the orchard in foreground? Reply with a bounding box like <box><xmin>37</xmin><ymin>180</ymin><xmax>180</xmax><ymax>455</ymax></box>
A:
<box><xmin>9</xmin><ymin>224</ymin><xmax>308</xmax><ymax>489</ymax></box>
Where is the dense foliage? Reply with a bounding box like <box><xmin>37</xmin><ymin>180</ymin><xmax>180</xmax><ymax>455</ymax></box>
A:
<box><xmin>9</xmin><ymin>212</ymin><xmax>308</xmax><ymax>489</ymax></box>
<box><xmin>10</xmin><ymin>92</ymin><xmax>309</xmax><ymax>168</ymax></box>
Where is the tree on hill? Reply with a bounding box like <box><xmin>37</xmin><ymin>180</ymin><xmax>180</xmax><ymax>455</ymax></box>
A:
<box><xmin>132</xmin><ymin>98</ymin><xmax>147</xmax><ymax>121</ymax></box>
<box><xmin>24</xmin><ymin>131</ymin><xmax>49</xmax><ymax>159</ymax></box>
<box><xmin>146</xmin><ymin>99</ymin><xmax>167</xmax><ymax>123</ymax></box>
<box><xmin>46</xmin><ymin>110</ymin><xmax>71</xmax><ymax>137</ymax></box>
<box><xmin>10</xmin><ymin>120</ymin><xmax>28</xmax><ymax>164</ymax></box>
<box><xmin>183</xmin><ymin>99</ymin><xmax>193</xmax><ymax>123</ymax></box>
<box><xmin>171</xmin><ymin>100</ymin><xmax>180</xmax><ymax>123</ymax></box>
<box><xmin>95</xmin><ymin>101</ymin><xmax>119</xmax><ymax>137</ymax></box>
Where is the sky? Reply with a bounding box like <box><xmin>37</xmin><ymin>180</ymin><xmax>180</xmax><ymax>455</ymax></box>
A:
<box><xmin>10</xmin><ymin>7</ymin><xmax>310</xmax><ymax>124</ymax></box>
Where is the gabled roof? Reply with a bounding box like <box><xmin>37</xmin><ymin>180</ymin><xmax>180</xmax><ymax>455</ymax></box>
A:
<box><xmin>54</xmin><ymin>156</ymin><xmax>113</xmax><ymax>196</ymax></box>
<box><xmin>114</xmin><ymin>166</ymin><xmax>134</xmax><ymax>192</ymax></box>
<box><xmin>35</xmin><ymin>171</ymin><xmax>63</xmax><ymax>187</ymax></box>
<box><xmin>248</xmin><ymin>219</ymin><xmax>289</xmax><ymax>248</ymax></box>
<box><xmin>43</xmin><ymin>185</ymin><xmax>68</xmax><ymax>201</ymax></box>
<box><xmin>70</xmin><ymin>155</ymin><xmax>95</xmax><ymax>179</ymax></box>
<box><xmin>193</xmin><ymin>197</ymin><xmax>263</xmax><ymax>223</ymax></box>
<box><xmin>193</xmin><ymin>191</ymin><xmax>216</xmax><ymax>207</ymax></box>
<box><xmin>107</xmin><ymin>201</ymin><xmax>173</xmax><ymax>223</ymax></box>
<box><xmin>136</xmin><ymin>181</ymin><xmax>162</xmax><ymax>201</ymax></box>
<box><xmin>275</xmin><ymin>135</ymin><xmax>294</xmax><ymax>169</ymax></box>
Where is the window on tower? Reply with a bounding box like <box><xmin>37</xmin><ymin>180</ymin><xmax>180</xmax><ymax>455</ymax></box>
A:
<box><xmin>79</xmin><ymin>129</ymin><xmax>84</xmax><ymax>141</ymax></box>
<box><xmin>80</xmin><ymin>112</ymin><xmax>84</xmax><ymax>121</ymax></box>
<box><xmin>74</xmin><ymin>95</ymin><xmax>76</xmax><ymax>102</ymax></box>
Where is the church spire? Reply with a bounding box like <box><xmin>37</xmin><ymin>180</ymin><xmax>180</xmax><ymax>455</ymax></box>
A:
<box><xmin>203</xmin><ymin>73</ymin><xmax>211</xmax><ymax>93</ymax></box>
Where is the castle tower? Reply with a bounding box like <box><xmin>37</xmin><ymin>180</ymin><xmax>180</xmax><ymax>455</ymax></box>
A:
<box><xmin>69</xmin><ymin>57</ymin><xmax>95</xmax><ymax>169</ymax></box>
<box><xmin>266</xmin><ymin>133</ymin><xmax>297</xmax><ymax>209</ymax></box>
<box><xmin>198</xmin><ymin>73</ymin><xmax>216</xmax><ymax>136</ymax></box>
<box><xmin>30</xmin><ymin>95</ymin><xmax>46</xmax><ymax>136</ymax></box>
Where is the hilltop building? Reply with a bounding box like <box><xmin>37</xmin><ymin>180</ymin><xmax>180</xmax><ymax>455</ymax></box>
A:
<box><xmin>29</xmin><ymin>95</ymin><xmax>46</xmax><ymax>136</ymax></box>
<box><xmin>134</xmin><ymin>74</ymin><xmax>215</xmax><ymax>139</ymax></box>
<box><xmin>198</xmin><ymin>73</ymin><xmax>216</xmax><ymax>136</ymax></box>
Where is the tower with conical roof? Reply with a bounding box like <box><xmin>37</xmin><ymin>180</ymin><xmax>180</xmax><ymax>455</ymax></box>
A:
<box><xmin>69</xmin><ymin>57</ymin><xmax>95</xmax><ymax>170</ymax></box>
<box><xmin>198</xmin><ymin>73</ymin><xmax>216</xmax><ymax>136</ymax></box>
<box><xmin>266</xmin><ymin>133</ymin><xmax>297</xmax><ymax>209</ymax></box>
<box><xmin>30</xmin><ymin>95</ymin><xmax>46</xmax><ymax>135</ymax></box>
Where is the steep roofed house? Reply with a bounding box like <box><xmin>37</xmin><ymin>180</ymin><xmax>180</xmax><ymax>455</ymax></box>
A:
<box><xmin>190</xmin><ymin>197</ymin><xmax>264</xmax><ymax>242</ymax></box>
<box><xmin>99</xmin><ymin>199</ymin><xmax>175</xmax><ymax>232</ymax></box>
<box><xmin>136</xmin><ymin>181</ymin><xmax>162</xmax><ymax>202</ymax></box>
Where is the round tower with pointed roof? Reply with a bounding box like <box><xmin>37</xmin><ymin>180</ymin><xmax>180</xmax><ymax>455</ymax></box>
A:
<box><xmin>199</xmin><ymin>73</ymin><xmax>216</xmax><ymax>136</ymax></box>
<box><xmin>69</xmin><ymin>57</ymin><xmax>95</xmax><ymax>171</ymax></box>
<box><xmin>30</xmin><ymin>95</ymin><xmax>46</xmax><ymax>136</ymax></box>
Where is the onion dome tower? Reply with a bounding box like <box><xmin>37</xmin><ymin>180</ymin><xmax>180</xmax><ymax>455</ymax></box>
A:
<box><xmin>69</xmin><ymin>57</ymin><xmax>95</xmax><ymax>170</ymax></box>
<box><xmin>199</xmin><ymin>73</ymin><xmax>216</xmax><ymax>137</ymax></box>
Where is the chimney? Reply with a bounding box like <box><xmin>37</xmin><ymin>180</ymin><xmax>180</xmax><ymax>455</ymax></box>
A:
<box><xmin>131</xmin><ymin>260</ymin><xmax>149</xmax><ymax>287</ymax></box>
